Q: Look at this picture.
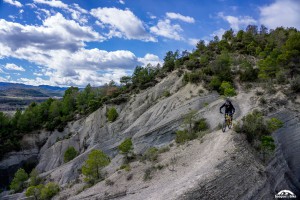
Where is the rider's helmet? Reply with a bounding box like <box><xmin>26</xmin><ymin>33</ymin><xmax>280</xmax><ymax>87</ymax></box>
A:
<box><xmin>225</xmin><ymin>98</ymin><xmax>231</xmax><ymax>106</ymax></box>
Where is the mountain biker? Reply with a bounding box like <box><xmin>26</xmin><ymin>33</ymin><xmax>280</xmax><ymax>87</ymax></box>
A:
<box><xmin>220</xmin><ymin>99</ymin><xmax>235</xmax><ymax>121</ymax></box>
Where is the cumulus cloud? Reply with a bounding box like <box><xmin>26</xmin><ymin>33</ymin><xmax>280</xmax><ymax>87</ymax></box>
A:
<box><xmin>138</xmin><ymin>54</ymin><xmax>162</xmax><ymax>66</ymax></box>
<box><xmin>91</xmin><ymin>7</ymin><xmax>156</xmax><ymax>41</ymax></box>
<box><xmin>150</xmin><ymin>19</ymin><xmax>183</xmax><ymax>40</ymax></box>
<box><xmin>218</xmin><ymin>12</ymin><xmax>257</xmax><ymax>31</ymax></box>
<box><xmin>4</xmin><ymin>63</ymin><xmax>25</xmax><ymax>71</ymax></box>
<box><xmin>33</xmin><ymin>0</ymin><xmax>89</xmax><ymax>23</ymax></box>
<box><xmin>0</xmin><ymin>13</ymin><xmax>102</xmax><ymax>52</ymax></box>
<box><xmin>259</xmin><ymin>0</ymin><xmax>300</xmax><ymax>30</ymax></box>
<box><xmin>3</xmin><ymin>0</ymin><xmax>22</xmax><ymax>7</ymax></box>
<box><xmin>188</xmin><ymin>38</ymin><xmax>200</xmax><ymax>46</ymax></box>
<box><xmin>210</xmin><ymin>28</ymin><xmax>226</xmax><ymax>40</ymax></box>
<box><xmin>33</xmin><ymin>0</ymin><xmax>68</xmax><ymax>9</ymax></box>
<box><xmin>166</xmin><ymin>12</ymin><xmax>195</xmax><ymax>23</ymax></box>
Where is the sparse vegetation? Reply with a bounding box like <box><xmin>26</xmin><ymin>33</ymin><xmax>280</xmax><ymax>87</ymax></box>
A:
<box><xmin>142</xmin><ymin>147</ymin><xmax>159</xmax><ymax>162</ymax></box>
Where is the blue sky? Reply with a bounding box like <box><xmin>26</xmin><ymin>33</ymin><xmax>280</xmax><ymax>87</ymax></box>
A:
<box><xmin>0</xmin><ymin>0</ymin><xmax>299</xmax><ymax>87</ymax></box>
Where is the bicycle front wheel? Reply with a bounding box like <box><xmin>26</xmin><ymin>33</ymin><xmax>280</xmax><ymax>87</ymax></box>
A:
<box><xmin>228</xmin><ymin>121</ymin><xmax>232</xmax><ymax>129</ymax></box>
<box><xmin>222</xmin><ymin>121</ymin><xmax>226</xmax><ymax>132</ymax></box>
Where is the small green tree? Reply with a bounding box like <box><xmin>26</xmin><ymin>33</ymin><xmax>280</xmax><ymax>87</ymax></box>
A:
<box><xmin>40</xmin><ymin>182</ymin><xmax>60</xmax><ymax>200</ymax></box>
<box><xmin>64</xmin><ymin>146</ymin><xmax>78</xmax><ymax>163</ymax></box>
<box><xmin>107</xmin><ymin>107</ymin><xmax>118</xmax><ymax>122</ymax></box>
<box><xmin>10</xmin><ymin>168</ymin><xmax>28</xmax><ymax>192</ymax></box>
<box><xmin>82</xmin><ymin>149</ymin><xmax>110</xmax><ymax>183</ymax></box>
<box><xmin>118</xmin><ymin>138</ymin><xmax>134</xmax><ymax>162</ymax></box>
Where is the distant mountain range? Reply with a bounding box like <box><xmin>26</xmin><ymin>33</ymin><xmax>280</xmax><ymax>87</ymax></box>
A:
<box><xmin>0</xmin><ymin>82</ymin><xmax>67</xmax><ymax>97</ymax></box>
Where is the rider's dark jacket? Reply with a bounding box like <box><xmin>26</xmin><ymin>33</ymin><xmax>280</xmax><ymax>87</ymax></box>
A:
<box><xmin>220</xmin><ymin>101</ymin><xmax>235</xmax><ymax>114</ymax></box>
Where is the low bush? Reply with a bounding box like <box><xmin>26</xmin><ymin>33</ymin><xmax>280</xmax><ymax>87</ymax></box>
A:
<box><xmin>220</xmin><ymin>81</ymin><xmax>236</xmax><ymax>96</ymax></box>
<box><xmin>29</xmin><ymin>169</ymin><xmax>42</xmax><ymax>187</ymax></box>
<box><xmin>194</xmin><ymin>118</ymin><xmax>209</xmax><ymax>132</ymax></box>
<box><xmin>267</xmin><ymin>118</ymin><xmax>284</xmax><ymax>132</ymax></box>
<box><xmin>175</xmin><ymin>130</ymin><xmax>190</xmax><ymax>144</ymax></box>
<box><xmin>25</xmin><ymin>185</ymin><xmax>44</xmax><ymax>200</ymax></box>
<box><xmin>64</xmin><ymin>146</ymin><xmax>78</xmax><ymax>163</ymax></box>
<box><xmin>26</xmin><ymin>182</ymin><xmax>60</xmax><ymax>200</ymax></box>
<box><xmin>107</xmin><ymin>107</ymin><xmax>118</xmax><ymax>122</ymax></box>
<box><xmin>291</xmin><ymin>76</ymin><xmax>300</xmax><ymax>92</ymax></box>
<box><xmin>234</xmin><ymin>110</ymin><xmax>283</xmax><ymax>143</ymax></box>
<box><xmin>163</xmin><ymin>90</ymin><xmax>171</xmax><ymax>97</ymax></box>
<box><xmin>142</xmin><ymin>147</ymin><xmax>159</xmax><ymax>162</ymax></box>
<box><xmin>40</xmin><ymin>182</ymin><xmax>60</xmax><ymax>200</ymax></box>
<box><xmin>234</xmin><ymin>110</ymin><xmax>268</xmax><ymax>143</ymax></box>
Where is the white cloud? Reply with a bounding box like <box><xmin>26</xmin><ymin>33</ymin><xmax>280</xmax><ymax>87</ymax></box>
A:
<box><xmin>3</xmin><ymin>0</ymin><xmax>22</xmax><ymax>7</ymax></box>
<box><xmin>0</xmin><ymin>13</ymin><xmax>103</xmax><ymax>52</ymax></box>
<box><xmin>119</xmin><ymin>0</ymin><xmax>125</xmax><ymax>4</ymax></box>
<box><xmin>4</xmin><ymin>63</ymin><xmax>25</xmax><ymax>71</ymax></box>
<box><xmin>210</xmin><ymin>28</ymin><xmax>226</xmax><ymax>39</ymax></box>
<box><xmin>259</xmin><ymin>0</ymin><xmax>300</xmax><ymax>30</ymax></box>
<box><xmin>33</xmin><ymin>0</ymin><xmax>68</xmax><ymax>10</ymax></box>
<box><xmin>166</xmin><ymin>12</ymin><xmax>195</xmax><ymax>23</ymax></box>
<box><xmin>188</xmin><ymin>38</ymin><xmax>200</xmax><ymax>46</ymax></box>
<box><xmin>33</xmin><ymin>0</ymin><xmax>89</xmax><ymax>24</ymax></box>
<box><xmin>138</xmin><ymin>54</ymin><xmax>162</xmax><ymax>66</ymax></box>
<box><xmin>218</xmin><ymin>12</ymin><xmax>257</xmax><ymax>31</ymax></box>
<box><xmin>150</xmin><ymin>19</ymin><xmax>183</xmax><ymax>40</ymax></box>
<box><xmin>91</xmin><ymin>7</ymin><xmax>156</xmax><ymax>41</ymax></box>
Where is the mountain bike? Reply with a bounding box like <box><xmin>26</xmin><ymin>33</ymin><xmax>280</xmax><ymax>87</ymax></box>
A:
<box><xmin>222</xmin><ymin>113</ymin><xmax>232</xmax><ymax>132</ymax></box>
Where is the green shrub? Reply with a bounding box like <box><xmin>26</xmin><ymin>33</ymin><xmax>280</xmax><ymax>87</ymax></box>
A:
<box><xmin>142</xmin><ymin>147</ymin><xmax>159</xmax><ymax>162</ymax></box>
<box><xmin>267</xmin><ymin>118</ymin><xmax>283</xmax><ymax>132</ymax></box>
<box><xmin>25</xmin><ymin>184</ymin><xmax>44</xmax><ymax>200</ymax></box>
<box><xmin>220</xmin><ymin>81</ymin><xmax>236</xmax><ymax>96</ymax></box>
<box><xmin>105</xmin><ymin>179</ymin><xmax>114</xmax><ymax>186</ymax></box>
<box><xmin>194</xmin><ymin>118</ymin><xmax>209</xmax><ymax>132</ymax></box>
<box><xmin>234</xmin><ymin>110</ymin><xmax>268</xmax><ymax>143</ymax></box>
<box><xmin>163</xmin><ymin>90</ymin><xmax>171</xmax><ymax>97</ymax></box>
<box><xmin>259</xmin><ymin>97</ymin><xmax>267</xmax><ymax>105</ymax></box>
<box><xmin>239</xmin><ymin>61</ymin><xmax>258</xmax><ymax>82</ymax></box>
<box><xmin>224</xmin><ymin>87</ymin><xmax>237</xmax><ymax>96</ymax></box>
<box><xmin>260</xmin><ymin>135</ymin><xmax>276</xmax><ymax>161</ymax></box>
<box><xmin>209</xmin><ymin>76</ymin><xmax>221</xmax><ymax>91</ymax></box>
<box><xmin>118</xmin><ymin>138</ymin><xmax>133</xmax><ymax>155</ymax></box>
<box><xmin>29</xmin><ymin>169</ymin><xmax>42</xmax><ymax>187</ymax></box>
<box><xmin>143</xmin><ymin>167</ymin><xmax>154</xmax><ymax>181</ymax></box>
<box><xmin>10</xmin><ymin>168</ymin><xmax>28</xmax><ymax>192</ymax></box>
<box><xmin>40</xmin><ymin>182</ymin><xmax>60</xmax><ymax>200</ymax></box>
<box><xmin>64</xmin><ymin>146</ymin><xmax>78</xmax><ymax>163</ymax></box>
<box><xmin>158</xmin><ymin>146</ymin><xmax>170</xmax><ymax>153</ymax></box>
<box><xmin>260</xmin><ymin>136</ymin><xmax>275</xmax><ymax>151</ymax></box>
<box><xmin>175</xmin><ymin>130</ymin><xmax>190</xmax><ymax>144</ymax></box>
<box><xmin>119</xmin><ymin>164</ymin><xmax>131</xmax><ymax>171</ymax></box>
<box><xmin>107</xmin><ymin>107</ymin><xmax>118</xmax><ymax>122</ymax></box>
<box><xmin>291</xmin><ymin>76</ymin><xmax>300</xmax><ymax>92</ymax></box>
<box><xmin>82</xmin><ymin>149</ymin><xmax>110</xmax><ymax>183</ymax></box>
